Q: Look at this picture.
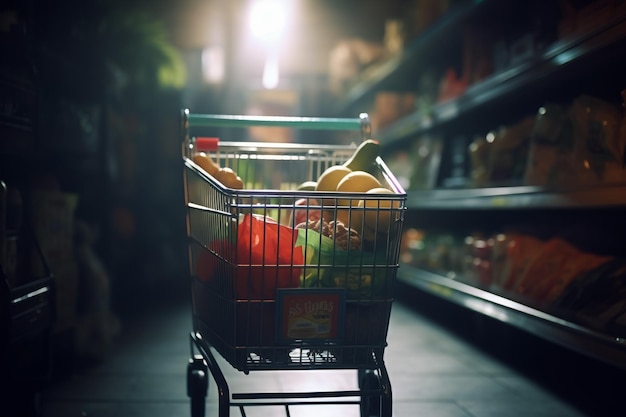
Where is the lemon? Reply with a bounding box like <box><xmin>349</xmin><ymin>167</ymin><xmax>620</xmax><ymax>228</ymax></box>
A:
<box><xmin>335</xmin><ymin>171</ymin><xmax>382</xmax><ymax>206</ymax></box>
<box><xmin>358</xmin><ymin>187</ymin><xmax>400</xmax><ymax>237</ymax></box>
<box><xmin>316</xmin><ymin>165</ymin><xmax>352</xmax><ymax>206</ymax></box>
<box><xmin>316</xmin><ymin>165</ymin><xmax>352</xmax><ymax>191</ymax></box>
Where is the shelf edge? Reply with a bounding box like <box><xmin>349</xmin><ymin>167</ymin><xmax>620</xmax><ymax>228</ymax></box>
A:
<box><xmin>397</xmin><ymin>267</ymin><xmax>626</xmax><ymax>370</ymax></box>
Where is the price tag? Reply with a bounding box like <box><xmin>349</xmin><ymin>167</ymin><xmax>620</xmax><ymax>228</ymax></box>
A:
<box><xmin>276</xmin><ymin>289</ymin><xmax>346</xmax><ymax>344</ymax></box>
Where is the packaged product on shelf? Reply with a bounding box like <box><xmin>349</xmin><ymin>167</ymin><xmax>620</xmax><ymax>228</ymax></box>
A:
<box><xmin>468</xmin><ymin>135</ymin><xmax>490</xmax><ymax>187</ymax></box>
<box><xmin>460</xmin><ymin>235</ymin><xmax>478</xmax><ymax>284</ymax></box>
<box><xmin>486</xmin><ymin>117</ymin><xmax>534</xmax><ymax>185</ymax></box>
<box><xmin>552</xmin><ymin>258</ymin><xmax>626</xmax><ymax>335</ymax></box>
<box><xmin>441</xmin><ymin>135</ymin><xmax>470</xmax><ymax>188</ymax></box>
<box><xmin>489</xmin><ymin>233</ymin><xmax>511</xmax><ymax>291</ymax></box>
<box><xmin>459</xmin><ymin>234</ymin><xmax>499</xmax><ymax>288</ymax></box>
<box><xmin>384</xmin><ymin>19</ymin><xmax>404</xmax><ymax>55</ymax></box>
<box><xmin>500</xmin><ymin>233</ymin><xmax>544</xmax><ymax>294</ymax></box>
<box><xmin>512</xmin><ymin>237</ymin><xmax>612</xmax><ymax>307</ymax></box>
<box><xmin>524</xmin><ymin>102</ymin><xmax>576</xmax><ymax>187</ymax></box>
<box><xmin>525</xmin><ymin>95</ymin><xmax>626</xmax><ymax>187</ymax></box>
<box><xmin>328</xmin><ymin>38</ymin><xmax>385</xmax><ymax>96</ymax></box>
<box><xmin>437</xmin><ymin>68</ymin><xmax>467</xmax><ymax>103</ymax></box>
<box><xmin>409</xmin><ymin>134</ymin><xmax>443</xmax><ymax>189</ymax></box>
<box><xmin>569</xmin><ymin>94</ymin><xmax>625</xmax><ymax>185</ymax></box>
<box><xmin>371</xmin><ymin>91</ymin><xmax>415</xmax><ymax>131</ymax></box>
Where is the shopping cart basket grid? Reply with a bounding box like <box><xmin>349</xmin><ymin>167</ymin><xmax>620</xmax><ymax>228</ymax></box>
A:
<box><xmin>182</xmin><ymin>110</ymin><xmax>405</xmax><ymax>417</ymax></box>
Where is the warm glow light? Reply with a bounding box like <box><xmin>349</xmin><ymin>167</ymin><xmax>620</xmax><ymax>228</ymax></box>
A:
<box><xmin>250</xmin><ymin>0</ymin><xmax>286</xmax><ymax>42</ymax></box>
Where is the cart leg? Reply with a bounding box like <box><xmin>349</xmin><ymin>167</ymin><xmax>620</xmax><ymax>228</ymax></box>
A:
<box><xmin>190</xmin><ymin>332</ymin><xmax>231</xmax><ymax>417</ymax></box>
<box><xmin>358</xmin><ymin>351</ymin><xmax>392</xmax><ymax>417</ymax></box>
<box><xmin>359</xmin><ymin>369</ymin><xmax>381</xmax><ymax>417</ymax></box>
<box><xmin>203</xmin><ymin>345</ymin><xmax>231</xmax><ymax>417</ymax></box>
<box><xmin>379</xmin><ymin>362</ymin><xmax>393</xmax><ymax>417</ymax></box>
<box><xmin>187</xmin><ymin>354</ymin><xmax>208</xmax><ymax>417</ymax></box>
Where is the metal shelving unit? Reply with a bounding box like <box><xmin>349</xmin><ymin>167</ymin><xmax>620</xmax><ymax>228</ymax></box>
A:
<box><xmin>406</xmin><ymin>184</ymin><xmax>626</xmax><ymax>209</ymax></box>
<box><xmin>375</xmin><ymin>14</ymin><xmax>626</xmax><ymax>145</ymax></box>
<box><xmin>397</xmin><ymin>267</ymin><xmax>626</xmax><ymax>370</ymax></box>
<box><xmin>334</xmin><ymin>0</ymin><xmax>626</xmax><ymax>370</ymax></box>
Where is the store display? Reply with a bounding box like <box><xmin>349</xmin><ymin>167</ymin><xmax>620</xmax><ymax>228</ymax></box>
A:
<box><xmin>336</xmin><ymin>0</ymin><xmax>626</xmax><ymax>369</ymax></box>
<box><xmin>398</xmin><ymin>226</ymin><xmax>626</xmax><ymax>335</ymax></box>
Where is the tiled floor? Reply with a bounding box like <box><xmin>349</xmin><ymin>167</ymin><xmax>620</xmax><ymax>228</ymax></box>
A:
<box><xmin>36</xmin><ymin>283</ymin><xmax>625</xmax><ymax>417</ymax></box>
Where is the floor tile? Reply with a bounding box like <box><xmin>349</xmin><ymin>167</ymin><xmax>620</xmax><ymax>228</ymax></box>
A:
<box><xmin>390</xmin><ymin>374</ymin><xmax>517</xmax><ymax>402</ymax></box>
<box><xmin>35</xmin><ymin>292</ymin><xmax>625</xmax><ymax>417</ymax></box>
<box><xmin>458</xmin><ymin>399</ymin><xmax>589</xmax><ymax>417</ymax></box>
<box><xmin>42</xmin><ymin>401</ymin><xmax>123</xmax><ymax>417</ymax></box>
<box><xmin>393</xmin><ymin>401</ymin><xmax>474</xmax><ymax>417</ymax></box>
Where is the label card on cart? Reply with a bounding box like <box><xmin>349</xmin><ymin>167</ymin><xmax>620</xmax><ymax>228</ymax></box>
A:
<box><xmin>276</xmin><ymin>288</ymin><xmax>346</xmax><ymax>344</ymax></box>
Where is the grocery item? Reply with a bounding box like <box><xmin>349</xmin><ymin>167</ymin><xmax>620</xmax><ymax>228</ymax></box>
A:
<box><xmin>486</xmin><ymin>117</ymin><xmax>534</xmax><ymax>185</ymax></box>
<box><xmin>335</xmin><ymin>171</ymin><xmax>382</xmax><ymax>206</ymax></box>
<box><xmin>358</xmin><ymin>188</ymin><xmax>400</xmax><ymax>237</ymax></box>
<box><xmin>513</xmin><ymin>237</ymin><xmax>612</xmax><ymax>306</ymax></box>
<box><xmin>315</xmin><ymin>165</ymin><xmax>352</xmax><ymax>193</ymax></box>
<box><xmin>524</xmin><ymin>103</ymin><xmax>575</xmax><ymax>186</ymax></box>
<box><xmin>553</xmin><ymin>258</ymin><xmax>626</xmax><ymax>335</ymax></box>
<box><xmin>569</xmin><ymin>94</ymin><xmax>625</xmax><ymax>185</ymax></box>
<box><xmin>526</xmin><ymin>96</ymin><xmax>626</xmax><ymax>187</ymax></box>
<box><xmin>295</xmin><ymin>226</ymin><xmax>390</xmax><ymax>300</ymax></box>
<box><xmin>342</xmin><ymin>139</ymin><xmax>381</xmax><ymax>172</ymax></box>
<box><xmin>192</xmin><ymin>152</ymin><xmax>219</xmax><ymax>176</ymax></box>
<box><xmin>289</xmin><ymin>197</ymin><xmax>322</xmax><ymax>228</ymax></box>
<box><xmin>214</xmin><ymin>167</ymin><xmax>244</xmax><ymax>189</ymax></box>
<box><xmin>296</xmin><ymin>181</ymin><xmax>318</xmax><ymax>191</ymax></box>
<box><xmin>197</xmin><ymin>214</ymin><xmax>302</xmax><ymax>300</ymax></box>
<box><xmin>468</xmin><ymin>136</ymin><xmax>490</xmax><ymax>187</ymax></box>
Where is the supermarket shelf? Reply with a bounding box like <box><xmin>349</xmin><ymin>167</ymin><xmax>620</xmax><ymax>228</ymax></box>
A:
<box><xmin>406</xmin><ymin>184</ymin><xmax>626</xmax><ymax>210</ymax></box>
<box><xmin>397</xmin><ymin>266</ymin><xmax>626</xmax><ymax>370</ymax></box>
<box><xmin>376</xmin><ymin>14</ymin><xmax>626</xmax><ymax>144</ymax></box>
<box><xmin>334</xmin><ymin>0</ymin><xmax>489</xmax><ymax>114</ymax></box>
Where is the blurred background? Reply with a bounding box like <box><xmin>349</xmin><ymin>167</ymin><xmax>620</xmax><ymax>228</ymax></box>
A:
<box><xmin>3</xmin><ymin>0</ymin><xmax>626</xmax><ymax>415</ymax></box>
<box><xmin>1</xmin><ymin>0</ymin><xmax>402</xmax><ymax>313</ymax></box>
<box><xmin>0</xmin><ymin>0</ymin><xmax>416</xmax><ymax>381</ymax></box>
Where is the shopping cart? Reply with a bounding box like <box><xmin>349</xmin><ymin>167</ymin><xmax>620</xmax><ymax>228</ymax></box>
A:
<box><xmin>181</xmin><ymin>110</ymin><xmax>406</xmax><ymax>417</ymax></box>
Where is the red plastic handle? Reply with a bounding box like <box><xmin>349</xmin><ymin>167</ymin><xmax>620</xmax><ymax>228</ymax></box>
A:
<box><xmin>196</xmin><ymin>137</ymin><xmax>219</xmax><ymax>152</ymax></box>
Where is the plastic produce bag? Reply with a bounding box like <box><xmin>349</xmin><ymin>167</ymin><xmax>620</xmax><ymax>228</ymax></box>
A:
<box><xmin>236</xmin><ymin>213</ymin><xmax>303</xmax><ymax>299</ymax></box>
<box><xmin>196</xmin><ymin>213</ymin><xmax>303</xmax><ymax>300</ymax></box>
<box><xmin>295</xmin><ymin>228</ymin><xmax>392</xmax><ymax>300</ymax></box>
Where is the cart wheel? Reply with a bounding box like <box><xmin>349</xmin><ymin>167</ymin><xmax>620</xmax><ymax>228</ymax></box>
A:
<box><xmin>187</xmin><ymin>355</ymin><xmax>208</xmax><ymax>417</ymax></box>
<box><xmin>359</xmin><ymin>369</ymin><xmax>382</xmax><ymax>417</ymax></box>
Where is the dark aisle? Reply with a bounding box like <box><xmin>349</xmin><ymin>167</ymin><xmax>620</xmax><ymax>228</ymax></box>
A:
<box><xmin>33</xmin><ymin>282</ymin><xmax>625</xmax><ymax>417</ymax></box>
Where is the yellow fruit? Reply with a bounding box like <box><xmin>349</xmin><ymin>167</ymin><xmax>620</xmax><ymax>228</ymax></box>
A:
<box><xmin>316</xmin><ymin>165</ymin><xmax>352</xmax><ymax>206</ymax></box>
<box><xmin>358</xmin><ymin>187</ymin><xmax>400</xmax><ymax>238</ymax></box>
<box><xmin>316</xmin><ymin>165</ymin><xmax>352</xmax><ymax>191</ymax></box>
<box><xmin>192</xmin><ymin>152</ymin><xmax>219</xmax><ymax>176</ymax></box>
<box><xmin>297</xmin><ymin>181</ymin><xmax>318</xmax><ymax>191</ymax></box>
<box><xmin>336</xmin><ymin>171</ymin><xmax>382</xmax><ymax>206</ymax></box>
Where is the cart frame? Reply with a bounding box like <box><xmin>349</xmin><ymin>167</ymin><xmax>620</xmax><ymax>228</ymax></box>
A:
<box><xmin>181</xmin><ymin>110</ymin><xmax>406</xmax><ymax>417</ymax></box>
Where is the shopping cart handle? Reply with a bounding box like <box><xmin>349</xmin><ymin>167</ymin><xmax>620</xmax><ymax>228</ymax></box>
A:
<box><xmin>184</xmin><ymin>111</ymin><xmax>371</xmax><ymax>138</ymax></box>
